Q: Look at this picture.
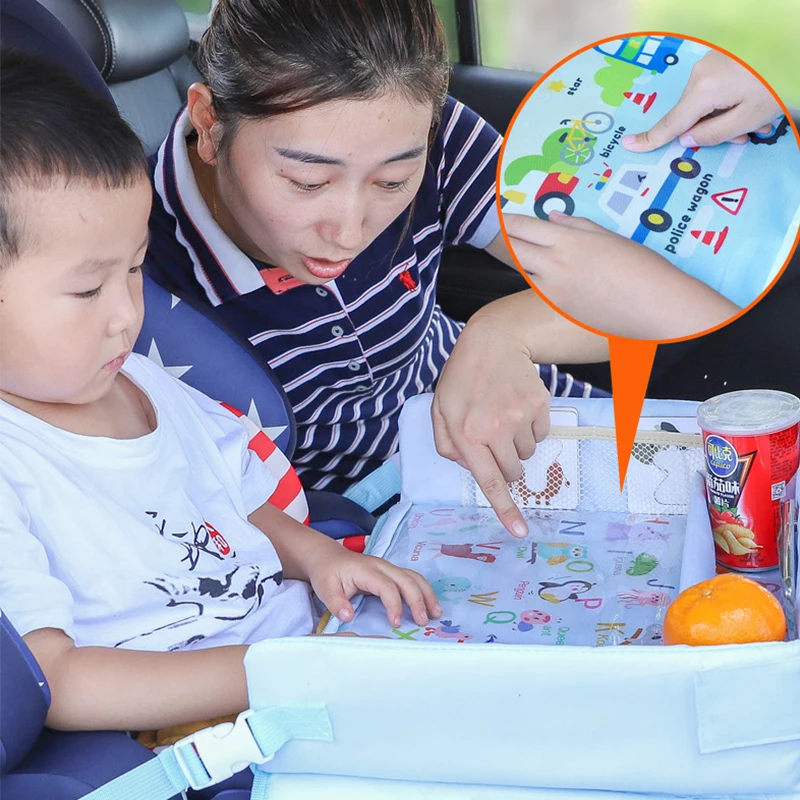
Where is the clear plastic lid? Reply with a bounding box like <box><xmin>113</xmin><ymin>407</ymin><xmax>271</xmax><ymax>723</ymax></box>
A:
<box><xmin>697</xmin><ymin>390</ymin><xmax>800</xmax><ymax>436</ymax></box>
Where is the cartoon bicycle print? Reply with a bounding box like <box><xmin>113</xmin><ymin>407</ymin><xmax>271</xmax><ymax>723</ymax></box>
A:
<box><xmin>558</xmin><ymin>111</ymin><xmax>615</xmax><ymax>167</ymax></box>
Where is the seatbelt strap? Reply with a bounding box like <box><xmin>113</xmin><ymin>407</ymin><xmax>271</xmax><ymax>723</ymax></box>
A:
<box><xmin>81</xmin><ymin>705</ymin><xmax>332</xmax><ymax>800</ymax></box>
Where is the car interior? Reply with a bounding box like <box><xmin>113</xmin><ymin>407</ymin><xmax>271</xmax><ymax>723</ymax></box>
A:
<box><xmin>2</xmin><ymin>1</ymin><xmax>799</xmax><ymax>797</ymax></box>
<box><xmin>31</xmin><ymin>0</ymin><xmax>800</xmax><ymax>401</ymax></box>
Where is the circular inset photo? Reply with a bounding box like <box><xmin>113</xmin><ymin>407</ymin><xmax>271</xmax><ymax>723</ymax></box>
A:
<box><xmin>499</xmin><ymin>33</ymin><xmax>800</xmax><ymax>342</ymax></box>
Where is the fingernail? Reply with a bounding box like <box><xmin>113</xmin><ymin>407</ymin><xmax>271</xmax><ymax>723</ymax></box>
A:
<box><xmin>679</xmin><ymin>133</ymin><xmax>697</xmax><ymax>147</ymax></box>
<box><xmin>621</xmin><ymin>135</ymin><xmax>635</xmax><ymax>145</ymax></box>
<box><xmin>548</xmin><ymin>209</ymin><xmax>565</xmax><ymax>219</ymax></box>
<box><xmin>393</xmin><ymin>616</ymin><xmax>401</xmax><ymax>627</ymax></box>
<box><xmin>338</xmin><ymin>607</ymin><xmax>352</xmax><ymax>622</ymax></box>
<box><xmin>433</xmin><ymin>604</ymin><xmax>443</xmax><ymax>616</ymax></box>
<box><xmin>512</xmin><ymin>520</ymin><xmax>528</xmax><ymax>538</ymax></box>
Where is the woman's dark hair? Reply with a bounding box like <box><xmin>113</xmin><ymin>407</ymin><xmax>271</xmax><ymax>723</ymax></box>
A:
<box><xmin>197</xmin><ymin>0</ymin><xmax>450</xmax><ymax>156</ymax></box>
<box><xmin>0</xmin><ymin>48</ymin><xmax>147</xmax><ymax>265</ymax></box>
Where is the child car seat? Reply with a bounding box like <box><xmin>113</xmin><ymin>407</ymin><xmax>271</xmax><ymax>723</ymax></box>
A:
<box><xmin>0</xmin><ymin>6</ymin><xmax>376</xmax><ymax>796</ymax></box>
<box><xmin>0</xmin><ymin>271</ymin><xmax>376</xmax><ymax>800</ymax></box>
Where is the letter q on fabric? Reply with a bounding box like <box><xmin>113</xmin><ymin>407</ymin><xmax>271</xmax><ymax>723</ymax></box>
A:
<box><xmin>501</xmin><ymin>36</ymin><xmax>800</xmax><ymax>309</ymax></box>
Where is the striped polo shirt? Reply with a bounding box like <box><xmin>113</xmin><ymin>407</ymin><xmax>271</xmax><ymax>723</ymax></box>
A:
<box><xmin>146</xmin><ymin>96</ymin><xmax>604</xmax><ymax>493</ymax></box>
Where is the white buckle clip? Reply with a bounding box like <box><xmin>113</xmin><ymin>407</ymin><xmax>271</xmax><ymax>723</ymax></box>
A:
<box><xmin>173</xmin><ymin>709</ymin><xmax>274</xmax><ymax>790</ymax></box>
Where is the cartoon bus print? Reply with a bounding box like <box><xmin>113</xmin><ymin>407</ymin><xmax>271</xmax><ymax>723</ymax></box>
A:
<box><xmin>594</xmin><ymin>35</ymin><xmax>682</xmax><ymax>72</ymax></box>
<box><xmin>597</xmin><ymin>141</ymin><xmax>702</xmax><ymax>243</ymax></box>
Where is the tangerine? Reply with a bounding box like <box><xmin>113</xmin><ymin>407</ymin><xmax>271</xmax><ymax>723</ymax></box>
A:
<box><xmin>663</xmin><ymin>573</ymin><xmax>786</xmax><ymax>646</ymax></box>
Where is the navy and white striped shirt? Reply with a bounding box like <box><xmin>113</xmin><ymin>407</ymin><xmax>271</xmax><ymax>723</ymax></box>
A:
<box><xmin>146</xmin><ymin>97</ymin><xmax>605</xmax><ymax>492</ymax></box>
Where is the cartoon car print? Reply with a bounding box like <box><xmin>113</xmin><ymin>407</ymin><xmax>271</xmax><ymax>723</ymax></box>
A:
<box><xmin>594</xmin><ymin>35</ymin><xmax>682</xmax><ymax>72</ymax></box>
<box><xmin>597</xmin><ymin>141</ymin><xmax>702</xmax><ymax>243</ymax></box>
<box><xmin>531</xmin><ymin>171</ymin><xmax>580</xmax><ymax>219</ymax></box>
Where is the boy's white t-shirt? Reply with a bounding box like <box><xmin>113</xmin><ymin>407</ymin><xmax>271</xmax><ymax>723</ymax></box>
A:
<box><xmin>0</xmin><ymin>354</ymin><xmax>314</xmax><ymax>651</ymax></box>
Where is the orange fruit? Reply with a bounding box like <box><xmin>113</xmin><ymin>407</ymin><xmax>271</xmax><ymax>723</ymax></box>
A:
<box><xmin>663</xmin><ymin>573</ymin><xmax>786</xmax><ymax>646</ymax></box>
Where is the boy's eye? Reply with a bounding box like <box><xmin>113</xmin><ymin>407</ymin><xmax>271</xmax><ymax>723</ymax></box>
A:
<box><xmin>74</xmin><ymin>286</ymin><xmax>102</xmax><ymax>300</ymax></box>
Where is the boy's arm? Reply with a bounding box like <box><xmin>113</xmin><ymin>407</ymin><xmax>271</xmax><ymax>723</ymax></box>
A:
<box><xmin>247</xmin><ymin>501</ymin><xmax>440</xmax><ymax>626</ymax></box>
<box><xmin>24</xmin><ymin>627</ymin><xmax>248</xmax><ymax>732</ymax></box>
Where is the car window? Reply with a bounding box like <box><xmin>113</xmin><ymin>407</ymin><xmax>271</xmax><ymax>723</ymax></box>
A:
<box><xmin>620</xmin><ymin>169</ymin><xmax>647</xmax><ymax>190</ymax></box>
<box><xmin>475</xmin><ymin>0</ymin><xmax>800</xmax><ymax>107</ymax></box>
<box><xmin>434</xmin><ymin>0</ymin><xmax>459</xmax><ymax>61</ymax></box>
<box><xmin>178</xmin><ymin>0</ymin><xmax>211</xmax><ymax>10</ymax></box>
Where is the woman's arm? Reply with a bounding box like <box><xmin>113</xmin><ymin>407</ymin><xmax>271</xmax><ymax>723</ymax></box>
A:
<box><xmin>501</xmin><ymin>212</ymin><xmax>739</xmax><ymax>340</ymax></box>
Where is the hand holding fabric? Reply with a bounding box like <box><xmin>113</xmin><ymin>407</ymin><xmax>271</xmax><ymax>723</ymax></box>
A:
<box><xmin>622</xmin><ymin>49</ymin><xmax>781</xmax><ymax>152</ymax></box>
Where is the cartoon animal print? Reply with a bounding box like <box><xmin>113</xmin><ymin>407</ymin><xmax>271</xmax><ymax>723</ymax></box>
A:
<box><xmin>516</xmin><ymin>462</ymin><xmax>571</xmax><ymax>507</ymax></box>
<box><xmin>619</xmin><ymin>623</ymin><xmax>663</xmax><ymax>646</ymax></box>
<box><xmin>538</xmin><ymin>579</ymin><xmax>595</xmax><ymax>604</ymax></box>
<box><xmin>626</xmin><ymin>553</ymin><xmax>658</xmax><ymax>576</ymax></box>
<box><xmin>515</xmin><ymin>609</ymin><xmax>560</xmax><ymax>632</ymax></box>
<box><xmin>617</xmin><ymin>588</ymin><xmax>671</xmax><ymax>609</ymax></box>
<box><xmin>530</xmin><ymin>542</ymin><xmax>587</xmax><ymax>566</ymax></box>
<box><xmin>430</xmin><ymin>542</ymin><xmax>503</xmax><ymax>563</ymax></box>
<box><xmin>431</xmin><ymin>577</ymin><xmax>472</xmax><ymax>602</ymax></box>
<box><xmin>527</xmin><ymin>512</ymin><xmax>560</xmax><ymax>538</ymax></box>
<box><xmin>424</xmin><ymin>620</ymin><xmax>474</xmax><ymax>642</ymax></box>
<box><xmin>605</xmin><ymin>518</ymin><xmax>670</xmax><ymax>543</ymax></box>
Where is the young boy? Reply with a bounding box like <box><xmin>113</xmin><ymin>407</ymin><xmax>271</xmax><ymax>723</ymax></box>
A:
<box><xmin>0</xmin><ymin>49</ymin><xmax>440</xmax><ymax>734</ymax></box>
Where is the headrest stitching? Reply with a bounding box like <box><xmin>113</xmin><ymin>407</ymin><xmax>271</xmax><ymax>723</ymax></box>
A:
<box><xmin>75</xmin><ymin>0</ymin><xmax>115</xmax><ymax>79</ymax></box>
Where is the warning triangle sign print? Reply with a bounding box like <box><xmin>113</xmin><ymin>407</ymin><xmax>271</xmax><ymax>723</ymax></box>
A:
<box><xmin>711</xmin><ymin>187</ymin><xmax>747</xmax><ymax>216</ymax></box>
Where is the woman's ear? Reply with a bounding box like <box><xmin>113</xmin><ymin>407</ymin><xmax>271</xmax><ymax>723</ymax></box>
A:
<box><xmin>187</xmin><ymin>83</ymin><xmax>220</xmax><ymax>165</ymax></box>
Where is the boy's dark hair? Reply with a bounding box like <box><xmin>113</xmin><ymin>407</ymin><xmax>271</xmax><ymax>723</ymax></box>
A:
<box><xmin>0</xmin><ymin>48</ymin><xmax>148</xmax><ymax>265</ymax></box>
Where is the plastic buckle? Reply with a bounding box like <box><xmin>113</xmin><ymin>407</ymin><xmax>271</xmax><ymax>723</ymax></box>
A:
<box><xmin>172</xmin><ymin>709</ymin><xmax>274</xmax><ymax>790</ymax></box>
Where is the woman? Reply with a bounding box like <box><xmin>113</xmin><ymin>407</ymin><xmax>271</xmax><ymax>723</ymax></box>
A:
<box><xmin>146</xmin><ymin>0</ymin><xmax>608</xmax><ymax>537</ymax></box>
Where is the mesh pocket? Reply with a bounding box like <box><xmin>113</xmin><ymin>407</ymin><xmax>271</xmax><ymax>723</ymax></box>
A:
<box><xmin>461</xmin><ymin>426</ymin><xmax>704</xmax><ymax>516</ymax></box>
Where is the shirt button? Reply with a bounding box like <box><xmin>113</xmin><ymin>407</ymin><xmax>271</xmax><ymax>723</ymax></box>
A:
<box><xmin>347</xmin><ymin>360</ymin><xmax>361</xmax><ymax>372</ymax></box>
<box><xmin>331</xmin><ymin>325</ymin><xmax>344</xmax><ymax>337</ymax></box>
<box><xmin>316</xmin><ymin>287</ymin><xmax>328</xmax><ymax>297</ymax></box>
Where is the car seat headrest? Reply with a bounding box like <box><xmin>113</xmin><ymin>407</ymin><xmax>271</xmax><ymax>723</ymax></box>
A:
<box><xmin>1</xmin><ymin>0</ymin><xmax>113</xmax><ymax>102</ymax></box>
<box><xmin>36</xmin><ymin>0</ymin><xmax>191</xmax><ymax>84</ymax></box>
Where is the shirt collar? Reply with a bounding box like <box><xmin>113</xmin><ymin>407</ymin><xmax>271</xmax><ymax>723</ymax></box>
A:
<box><xmin>157</xmin><ymin>107</ymin><xmax>306</xmax><ymax>299</ymax></box>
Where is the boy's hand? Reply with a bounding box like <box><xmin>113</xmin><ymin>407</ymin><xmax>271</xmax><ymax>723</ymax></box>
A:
<box><xmin>305</xmin><ymin>545</ymin><xmax>442</xmax><ymax>628</ymax></box>
<box><xmin>622</xmin><ymin>49</ymin><xmax>780</xmax><ymax>152</ymax></box>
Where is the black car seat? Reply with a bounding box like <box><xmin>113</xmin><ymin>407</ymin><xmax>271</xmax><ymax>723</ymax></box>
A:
<box><xmin>35</xmin><ymin>0</ymin><xmax>201</xmax><ymax>155</ymax></box>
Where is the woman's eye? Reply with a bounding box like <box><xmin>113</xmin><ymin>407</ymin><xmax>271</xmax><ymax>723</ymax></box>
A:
<box><xmin>74</xmin><ymin>286</ymin><xmax>102</xmax><ymax>300</ymax></box>
<box><xmin>378</xmin><ymin>179</ymin><xmax>410</xmax><ymax>192</ymax></box>
<box><xmin>289</xmin><ymin>180</ymin><xmax>326</xmax><ymax>193</ymax></box>
<box><xmin>129</xmin><ymin>263</ymin><xmax>143</xmax><ymax>275</ymax></box>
